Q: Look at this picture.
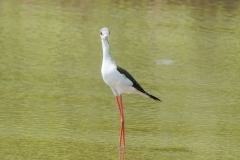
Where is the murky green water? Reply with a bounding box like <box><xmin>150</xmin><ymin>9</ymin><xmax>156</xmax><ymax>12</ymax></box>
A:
<box><xmin>1</xmin><ymin>0</ymin><xmax>240</xmax><ymax>159</ymax></box>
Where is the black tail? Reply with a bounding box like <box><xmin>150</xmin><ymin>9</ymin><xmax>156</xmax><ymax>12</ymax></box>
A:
<box><xmin>146</xmin><ymin>93</ymin><xmax>162</xmax><ymax>102</ymax></box>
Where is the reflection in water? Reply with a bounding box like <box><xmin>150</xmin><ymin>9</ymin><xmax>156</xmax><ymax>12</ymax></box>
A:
<box><xmin>119</xmin><ymin>147</ymin><xmax>125</xmax><ymax>160</ymax></box>
<box><xmin>156</xmin><ymin>59</ymin><xmax>175</xmax><ymax>65</ymax></box>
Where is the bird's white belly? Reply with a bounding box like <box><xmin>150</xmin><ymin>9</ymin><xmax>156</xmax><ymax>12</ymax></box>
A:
<box><xmin>102</xmin><ymin>66</ymin><xmax>121</xmax><ymax>87</ymax></box>
<box><xmin>101</xmin><ymin>64</ymin><xmax>134</xmax><ymax>95</ymax></box>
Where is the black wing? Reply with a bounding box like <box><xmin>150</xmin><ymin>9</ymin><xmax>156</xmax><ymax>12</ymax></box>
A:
<box><xmin>117</xmin><ymin>66</ymin><xmax>162</xmax><ymax>102</ymax></box>
<box><xmin>117</xmin><ymin>66</ymin><xmax>146</xmax><ymax>93</ymax></box>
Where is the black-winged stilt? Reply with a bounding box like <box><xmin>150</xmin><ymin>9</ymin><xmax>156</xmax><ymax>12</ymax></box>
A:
<box><xmin>100</xmin><ymin>27</ymin><xmax>161</xmax><ymax>148</ymax></box>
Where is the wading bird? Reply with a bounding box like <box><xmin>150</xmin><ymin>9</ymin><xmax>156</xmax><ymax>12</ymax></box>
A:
<box><xmin>100</xmin><ymin>27</ymin><xmax>161</xmax><ymax>148</ymax></box>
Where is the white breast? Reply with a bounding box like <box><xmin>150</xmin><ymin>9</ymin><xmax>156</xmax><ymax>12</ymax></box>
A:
<box><xmin>101</xmin><ymin>61</ymin><xmax>134</xmax><ymax>95</ymax></box>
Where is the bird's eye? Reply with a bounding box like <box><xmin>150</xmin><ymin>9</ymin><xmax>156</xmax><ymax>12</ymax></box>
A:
<box><xmin>100</xmin><ymin>32</ymin><xmax>102</xmax><ymax>35</ymax></box>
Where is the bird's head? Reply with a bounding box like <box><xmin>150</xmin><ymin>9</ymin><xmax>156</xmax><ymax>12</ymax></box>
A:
<box><xmin>100</xmin><ymin>27</ymin><xmax>110</xmax><ymax>43</ymax></box>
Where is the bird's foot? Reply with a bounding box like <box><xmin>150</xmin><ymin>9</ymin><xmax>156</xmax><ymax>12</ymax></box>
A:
<box><xmin>118</xmin><ymin>145</ymin><xmax>126</xmax><ymax>149</ymax></box>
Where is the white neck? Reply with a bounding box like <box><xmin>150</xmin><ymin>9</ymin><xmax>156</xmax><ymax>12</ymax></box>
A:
<box><xmin>101</xmin><ymin>39</ymin><xmax>115</xmax><ymax>64</ymax></box>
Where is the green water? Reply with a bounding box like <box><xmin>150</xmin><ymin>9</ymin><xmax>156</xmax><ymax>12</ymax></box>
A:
<box><xmin>0</xmin><ymin>0</ymin><xmax>240</xmax><ymax>159</ymax></box>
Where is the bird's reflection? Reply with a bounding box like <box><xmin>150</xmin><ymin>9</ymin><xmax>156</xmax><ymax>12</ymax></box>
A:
<box><xmin>118</xmin><ymin>147</ymin><xmax>125</xmax><ymax>160</ymax></box>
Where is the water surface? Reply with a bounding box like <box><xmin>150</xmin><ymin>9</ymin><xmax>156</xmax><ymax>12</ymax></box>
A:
<box><xmin>0</xmin><ymin>0</ymin><xmax>240</xmax><ymax>159</ymax></box>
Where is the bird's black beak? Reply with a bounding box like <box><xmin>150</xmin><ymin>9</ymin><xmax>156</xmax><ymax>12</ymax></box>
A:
<box><xmin>104</xmin><ymin>36</ymin><xmax>109</xmax><ymax>44</ymax></box>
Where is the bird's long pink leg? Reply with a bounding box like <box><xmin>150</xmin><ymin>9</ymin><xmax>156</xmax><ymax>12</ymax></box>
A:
<box><xmin>119</xmin><ymin>94</ymin><xmax>125</xmax><ymax>147</ymax></box>
<box><xmin>116</xmin><ymin>96</ymin><xmax>124</xmax><ymax>148</ymax></box>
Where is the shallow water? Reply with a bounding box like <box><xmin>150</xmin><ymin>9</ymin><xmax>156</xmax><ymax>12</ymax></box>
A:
<box><xmin>0</xmin><ymin>0</ymin><xmax>240</xmax><ymax>159</ymax></box>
